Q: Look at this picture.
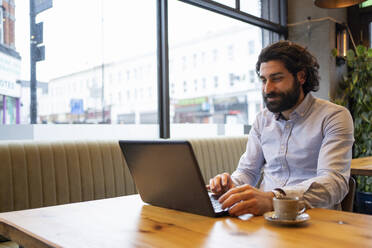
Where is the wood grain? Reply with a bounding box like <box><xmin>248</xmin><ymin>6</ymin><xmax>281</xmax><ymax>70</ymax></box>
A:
<box><xmin>351</xmin><ymin>156</ymin><xmax>372</xmax><ymax>176</ymax></box>
<box><xmin>0</xmin><ymin>195</ymin><xmax>372</xmax><ymax>248</ymax></box>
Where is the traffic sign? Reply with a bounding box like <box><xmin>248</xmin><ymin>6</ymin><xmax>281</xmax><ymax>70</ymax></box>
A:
<box><xmin>34</xmin><ymin>0</ymin><xmax>53</xmax><ymax>15</ymax></box>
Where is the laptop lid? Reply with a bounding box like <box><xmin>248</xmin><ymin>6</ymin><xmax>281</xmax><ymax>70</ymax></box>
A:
<box><xmin>119</xmin><ymin>140</ymin><xmax>224</xmax><ymax>217</ymax></box>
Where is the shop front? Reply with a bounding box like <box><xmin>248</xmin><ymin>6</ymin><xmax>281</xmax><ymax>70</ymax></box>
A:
<box><xmin>212</xmin><ymin>94</ymin><xmax>248</xmax><ymax>124</ymax></box>
<box><xmin>173</xmin><ymin>97</ymin><xmax>211</xmax><ymax>123</ymax></box>
<box><xmin>0</xmin><ymin>47</ymin><xmax>21</xmax><ymax>124</ymax></box>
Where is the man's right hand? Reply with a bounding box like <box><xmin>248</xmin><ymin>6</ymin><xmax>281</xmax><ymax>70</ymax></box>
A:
<box><xmin>208</xmin><ymin>172</ymin><xmax>236</xmax><ymax>196</ymax></box>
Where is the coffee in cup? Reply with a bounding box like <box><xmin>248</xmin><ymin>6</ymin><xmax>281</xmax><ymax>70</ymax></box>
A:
<box><xmin>272</xmin><ymin>197</ymin><xmax>305</xmax><ymax>220</ymax></box>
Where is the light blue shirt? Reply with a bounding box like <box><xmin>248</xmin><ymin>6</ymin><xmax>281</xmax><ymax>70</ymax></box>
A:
<box><xmin>231</xmin><ymin>93</ymin><xmax>354</xmax><ymax>209</ymax></box>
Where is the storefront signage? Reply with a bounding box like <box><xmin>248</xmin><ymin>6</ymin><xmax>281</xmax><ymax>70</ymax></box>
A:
<box><xmin>0</xmin><ymin>52</ymin><xmax>21</xmax><ymax>97</ymax></box>
<box><xmin>177</xmin><ymin>97</ymin><xmax>208</xmax><ymax>106</ymax></box>
<box><xmin>70</xmin><ymin>99</ymin><xmax>84</xmax><ymax>115</ymax></box>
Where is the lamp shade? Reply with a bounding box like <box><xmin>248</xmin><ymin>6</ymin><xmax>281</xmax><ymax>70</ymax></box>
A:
<box><xmin>314</xmin><ymin>0</ymin><xmax>366</xmax><ymax>8</ymax></box>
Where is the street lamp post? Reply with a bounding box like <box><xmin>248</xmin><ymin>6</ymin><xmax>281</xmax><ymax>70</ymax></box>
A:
<box><xmin>29</xmin><ymin>0</ymin><xmax>52</xmax><ymax>124</ymax></box>
<box><xmin>29</xmin><ymin>0</ymin><xmax>37</xmax><ymax>124</ymax></box>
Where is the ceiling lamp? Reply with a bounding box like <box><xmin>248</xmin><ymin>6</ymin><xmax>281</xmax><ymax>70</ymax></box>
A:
<box><xmin>314</xmin><ymin>0</ymin><xmax>366</xmax><ymax>8</ymax></box>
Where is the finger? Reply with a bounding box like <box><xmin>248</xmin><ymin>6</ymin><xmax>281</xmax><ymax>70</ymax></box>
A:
<box><xmin>213</xmin><ymin>175</ymin><xmax>222</xmax><ymax>193</ymax></box>
<box><xmin>210</xmin><ymin>176</ymin><xmax>222</xmax><ymax>194</ymax></box>
<box><xmin>221</xmin><ymin>193</ymin><xmax>244</xmax><ymax>209</ymax></box>
<box><xmin>221</xmin><ymin>173</ymin><xmax>229</xmax><ymax>187</ymax></box>
<box><xmin>219</xmin><ymin>184</ymin><xmax>251</xmax><ymax>203</ymax></box>
<box><xmin>220</xmin><ymin>188</ymin><xmax>254</xmax><ymax>209</ymax></box>
<box><xmin>209</xmin><ymin>178</ymin><xmax>215</xmax><ymax>192</ymax></box>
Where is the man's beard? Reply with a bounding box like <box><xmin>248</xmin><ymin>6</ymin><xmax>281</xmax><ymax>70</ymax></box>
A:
<box><xmin>262</xmin><ymin>78</ymin><xmax>301</xmax><ymax>113</ymax></box>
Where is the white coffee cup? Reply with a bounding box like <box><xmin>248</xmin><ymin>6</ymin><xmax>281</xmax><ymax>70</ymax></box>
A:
<box><xmin>272</xmin><ymin>197</ymin><xmax>305</xmax><ymax>220</ymax></box>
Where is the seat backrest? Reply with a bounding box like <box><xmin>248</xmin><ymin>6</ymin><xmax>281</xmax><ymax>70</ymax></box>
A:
<box><xmin>188</xmin><ymin>136</ymin><xmax>248</xmax><ymax>184</ymax></box>
<box><xmin>0</xmin><ymin>137</ymin><xmax>249</xmax><ymax>213</ymax></box>
<box><xmin>0</xmin><ymin>140</ymin><xmax>136</xmax><ymax>213</ymax></box>
<box><xmin>341</xmin><ymin>176</ymin><xmax>356</xmax><ymax>212</ymax></box>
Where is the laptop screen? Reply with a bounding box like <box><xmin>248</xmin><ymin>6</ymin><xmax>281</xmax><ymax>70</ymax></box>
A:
<box><xmin>119</xmin><ymin>140</ymin><xmax>221</xmax><ymax>217</ymax></box>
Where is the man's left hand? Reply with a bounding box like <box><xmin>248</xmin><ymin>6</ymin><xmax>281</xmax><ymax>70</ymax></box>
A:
<box><xmin>218</xmin><ymin>184</ymin><xmax>274</xmax><ymax>216</ymax></box>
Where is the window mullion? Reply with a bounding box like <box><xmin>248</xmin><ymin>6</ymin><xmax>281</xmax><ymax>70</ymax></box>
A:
<box><xmin>156</xmin><ymin>0</ymin><xmax>170</xmax><ymax>138</ymax></box>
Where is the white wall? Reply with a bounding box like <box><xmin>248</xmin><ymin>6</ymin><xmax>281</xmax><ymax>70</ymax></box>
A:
<box><xmin>287</xmin><ymin>0</ymin><xmax>347</xmax><ymax>100</ymax></box>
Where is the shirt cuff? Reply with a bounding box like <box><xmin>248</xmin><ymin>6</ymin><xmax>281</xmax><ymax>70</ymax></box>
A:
<box><xmin>281</xmin><ymin>184</ymin><xmax>307</xmax><ymax>199</ymax></box>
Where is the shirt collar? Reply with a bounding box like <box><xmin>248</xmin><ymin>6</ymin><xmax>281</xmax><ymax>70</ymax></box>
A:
<box><xmin>274</xmin><ymin>93</ymin><xmax>314</xmax><ymax>121</ymax></box>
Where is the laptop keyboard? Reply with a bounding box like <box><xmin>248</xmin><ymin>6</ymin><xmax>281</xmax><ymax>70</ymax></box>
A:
<box><xmin>208</xmin><ymin>193</ymin><xmax>225</xmax><ymax>213</ymax></box>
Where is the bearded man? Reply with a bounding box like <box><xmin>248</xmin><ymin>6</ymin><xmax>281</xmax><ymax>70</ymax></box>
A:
<box><xmin>209</xmin><ymin>41</ymin><xmax>354</xmax><ymax>216</ymax></box>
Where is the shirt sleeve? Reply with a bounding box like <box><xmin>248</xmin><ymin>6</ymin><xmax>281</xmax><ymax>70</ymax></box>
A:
<box><xmin>231</xmin><ymin>114</ymin><xmax>265</xmax><ymax>187</ymax></box>
<box><xmin>281</xmin><ymin>107</ymin><xmax>354</xmax><ymax>209</ymax></box>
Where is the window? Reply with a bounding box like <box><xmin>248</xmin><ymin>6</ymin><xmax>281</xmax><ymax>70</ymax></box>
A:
<box><xmin>202</xmin><ymin>78</ymin><xmax>206</xmax><ymax>89</ymax></box>
<box><xmin>214</xmin><ymin>76</ymin><xmax>219</xmax><ymax>88</ymax></box>
<box><xmin>168</xmin><ymin>0</ymin><xmax>285</xmax><ymax>138</ymax></box>
<box><xmin>227</xmin><ymin>45</ymin><xmax>234</xmax><ymax>60</ymax></box>
<box><xmin>182</xmin><ymin>56</ymin><xmax>187</xmax><ymax>70</ymax></box>
<box><xmin>193</xmin><ymin>53</ymin><xmax>197</xmax><ymax>67</ymax></box>
<box><xmin>212</xmin><ymin>49</ymin><xmax>218</xmax><ymax>62</ymax></box>
<box><xmin>13</xmin><ymin>0</ymin><xmax>158</xmax><ymax>137</ymax></box>
<box><xmin>248</xmin><ymin>40</ymin><xmax>255</xmax><ymax>55</ymax></box>
<box><xmin>201</xmin><ymin>52</ymin><xmax>206</xmax><ymax>64</ymax></box>
<box><xmin>249</xmin><ymin>70</ymin><xmax>255</xmax><ymax>83</ymax></box>
<box><xmin>7</xmin><ymin>0</ymin><xmax>285</xmax><ymax>140</ymax></box>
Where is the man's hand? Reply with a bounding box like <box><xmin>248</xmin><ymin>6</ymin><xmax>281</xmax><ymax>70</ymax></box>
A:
<box><xmin>218</xmin><ymin>184</ymin><xmax>274</xmax><ymax>216</ymax></box>
<box><xmin>208</xmin><ymin>173</ymin><xmax>236</xmax><ymax>196</ymax></box>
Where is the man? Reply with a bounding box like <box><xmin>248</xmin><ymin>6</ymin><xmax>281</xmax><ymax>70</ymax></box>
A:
<box><xmin>209</xmin><ymin>41</ymin><xmax>354</xmax><ymax>217</ymax></box>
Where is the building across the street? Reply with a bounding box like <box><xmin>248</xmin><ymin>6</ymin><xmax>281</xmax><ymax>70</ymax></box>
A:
<box><xmin>0</xmin><ymin>0</ymin><xmax>21</xmax><ymax>124</ymax></box>
<box><xmin>37</xmin><ymin>25</ymin><xmax>263</xmax><ymax>125</ymax></box>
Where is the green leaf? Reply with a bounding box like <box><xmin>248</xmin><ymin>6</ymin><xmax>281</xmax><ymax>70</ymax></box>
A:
<box><xmin>346</xmin><ymin>49</ymin><xmax>355</xmax><ymax>61</ymax></box>
<box><xmin>366</xmin><ymin>176</ymin><xmax>372</xmax><ymax>185</ymax></box>
<box><xmin>368</xmin><ymin>48</ymin><xmax>372</xmax><ymax>58</ymax></box>
<box><xmin>336</xmin><ymin>45</ymin><xmax>372</xmax><ymax>161</ymax></box>
<box><xmin>352</xmin><ymin>71</ymin><xmax>359</xmax><ymax>84</ymax></box>
<box><xmin>356</xmin><ymin>45</ymin><xmax>367</xmax><ymax>57</ymax></box>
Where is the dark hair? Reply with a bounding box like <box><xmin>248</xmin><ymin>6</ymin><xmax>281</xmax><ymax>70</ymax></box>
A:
<box><xmin>256</xmin><ymin>41</ymin><xmax>320</xmax><ymax>94</ymax></box>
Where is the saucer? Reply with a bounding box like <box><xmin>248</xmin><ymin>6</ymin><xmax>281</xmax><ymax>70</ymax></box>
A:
<box><xmin>263</xmin><ymin>211</ymin><xmax>310</xmax><ymax>225</ymax></box>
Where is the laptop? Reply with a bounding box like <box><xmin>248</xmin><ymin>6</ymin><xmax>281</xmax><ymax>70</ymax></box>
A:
<box><xmin>119</xmin><ymin>140</ymin><xmax>228</xmax><ymax>217</ymax></box>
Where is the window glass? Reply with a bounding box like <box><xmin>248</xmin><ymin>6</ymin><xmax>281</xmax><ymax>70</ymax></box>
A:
<box><xmin>169</xmin><ymin>0</ymin><xmax>263</xmax><ymax>138</ymax></box>
<box><xmin>240</xmin><ymin>0</ymin><xmax>261</xmax><ymax>16</ymax></box>
<box><xmin>241</xmin><ymin>0</ymin><xmax>281</xmax><ymax>24</ymax></box>
<box><xmin>5</xmin><ymin>0</ymin><xmax>282</xmax><ymax>140</ymax></box>
<box><xmin>13</xmin><ymin>0</ymin><xmax>158</xmax><ymax>139</ymax></box>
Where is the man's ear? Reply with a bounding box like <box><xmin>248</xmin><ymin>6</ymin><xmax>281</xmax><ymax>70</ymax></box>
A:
<box><xmin>297</xmin><ymin>70</ymin><xmax>306</xmax><ymax>85</ymax></box>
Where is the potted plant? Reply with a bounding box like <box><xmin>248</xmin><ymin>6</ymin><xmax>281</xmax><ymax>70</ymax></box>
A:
<box><xmin>332</xmin><ymin>45</ymin><xmax>372</xmax><ymax>213</ymax></box>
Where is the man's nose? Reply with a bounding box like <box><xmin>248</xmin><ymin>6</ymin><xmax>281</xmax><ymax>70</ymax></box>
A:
<box><xmin>263</xmin><ymin>80</ymin><xmax>275</xmax><ymax>94</ymax></box>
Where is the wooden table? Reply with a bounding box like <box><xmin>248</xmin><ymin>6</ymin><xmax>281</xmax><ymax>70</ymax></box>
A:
<box><xmin>351</xmin><ymin>156</ymin><xmax>372</xmax><ymax>176</ymax></box>
<box><xmin>1</xmin><ymin>195</ymin><xmax>372</xmax><ymax>248</ymax></box>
